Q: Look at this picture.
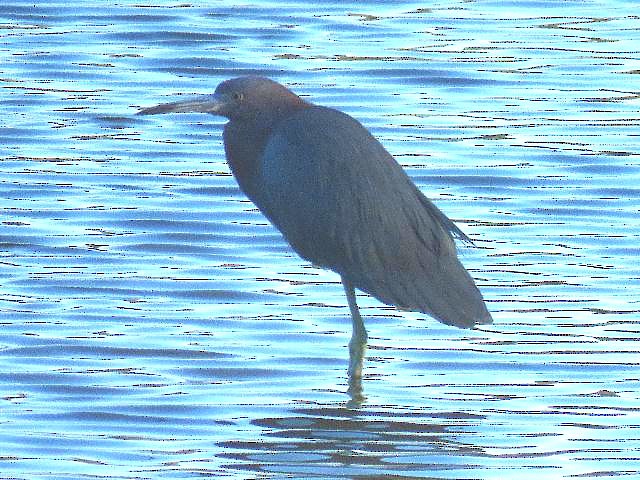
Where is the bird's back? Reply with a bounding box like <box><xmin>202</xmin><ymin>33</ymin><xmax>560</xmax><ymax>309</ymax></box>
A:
<box><xmin>257</xmin><ymin>106</ymin><xmax>492</xmax><ymax>328</ymax></box>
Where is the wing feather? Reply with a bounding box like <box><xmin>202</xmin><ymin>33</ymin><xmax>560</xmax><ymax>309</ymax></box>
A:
<box><xmin>258</xmin><ymin>106</ymin><xmax>491</xmax><ymax>327</ymax></box>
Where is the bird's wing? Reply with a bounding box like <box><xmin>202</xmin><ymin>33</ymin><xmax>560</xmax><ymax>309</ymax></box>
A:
<box><xmin>259</xmin><ymin>106</ymin><xmax>490</xmax><ymax>327</ymax></box>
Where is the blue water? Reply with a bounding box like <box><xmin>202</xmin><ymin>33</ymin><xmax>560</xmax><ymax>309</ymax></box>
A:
<box><xmin>1</xmin><ymin>0</ymin><xmax>639</xmax><ymax>478</ymax></box>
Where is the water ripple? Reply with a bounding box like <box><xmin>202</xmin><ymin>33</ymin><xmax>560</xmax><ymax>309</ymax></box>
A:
<box><xmin>1</xmin><ymin>0</ymin><xmax>639</xmax><ymax>478</ymax></box>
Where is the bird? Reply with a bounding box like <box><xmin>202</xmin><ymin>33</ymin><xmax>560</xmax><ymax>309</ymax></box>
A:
<box><xmin>138</xmin><ymin>76</ymin><xmax>492</xmax><ymax>378</ymax></box>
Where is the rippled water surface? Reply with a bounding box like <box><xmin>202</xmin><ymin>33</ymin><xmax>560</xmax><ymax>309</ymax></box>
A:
<box><xmin>1</xmin><ymin>1</ymin><xmax>639</xmax><ymax>478</ymax></box>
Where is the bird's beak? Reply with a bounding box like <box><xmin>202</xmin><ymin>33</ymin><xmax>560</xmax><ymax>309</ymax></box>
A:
<box><xmin>137</xmin><ymin>93</ymin><xmax>227</xmax><ymax>116</ymax></box>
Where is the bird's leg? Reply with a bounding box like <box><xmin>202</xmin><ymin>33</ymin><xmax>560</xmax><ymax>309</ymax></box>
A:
<box><xmin>342</xmin><ymin>277</ymin><xmax>367</xmax><ymax>379</ymax></box>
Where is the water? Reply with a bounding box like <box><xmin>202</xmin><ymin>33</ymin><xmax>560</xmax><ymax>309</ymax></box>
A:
<box><xmin>1</xmin><ymin>0</ymin><xmax>639</xmax><ymax>478</ymax></box>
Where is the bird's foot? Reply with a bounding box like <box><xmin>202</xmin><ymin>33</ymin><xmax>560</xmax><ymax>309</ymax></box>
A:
<box><xmin>348</xmin><ymin>334</ymin><xmax>367</xmax><ymax>379</ymax></box>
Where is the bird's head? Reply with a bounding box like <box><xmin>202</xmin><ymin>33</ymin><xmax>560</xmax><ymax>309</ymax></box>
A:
<box><xmin>137</xmin><ymin>76</ymin><xmax>309</xmax><ymax>122</ymax></box>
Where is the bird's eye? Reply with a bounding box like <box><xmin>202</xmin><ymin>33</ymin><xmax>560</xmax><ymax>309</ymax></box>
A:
<box><xmin>232</xmin><ymin>92</ymin><xmax>244</xmax><ymax>101</ymax></box>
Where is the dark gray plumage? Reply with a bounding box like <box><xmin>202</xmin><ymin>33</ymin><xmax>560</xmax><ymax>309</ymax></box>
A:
<box><xmin>138</xmin><ymin>76</ymin><xmax>492</xmax><ymax>375</ymax></box>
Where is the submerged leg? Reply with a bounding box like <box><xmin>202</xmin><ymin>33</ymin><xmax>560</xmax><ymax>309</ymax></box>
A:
<box><xmin>342</xmin><ymin>276</ymin><xmax>367</xmax><ymax>380</ymax></box>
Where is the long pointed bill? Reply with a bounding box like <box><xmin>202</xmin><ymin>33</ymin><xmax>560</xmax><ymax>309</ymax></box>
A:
<box><xmin>137</xmin><ymin>93</ymin><xmax>226</xmax><ymax>116</ymax></box>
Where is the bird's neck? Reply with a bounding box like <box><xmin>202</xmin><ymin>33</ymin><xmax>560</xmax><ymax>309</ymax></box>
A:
<box><xmin>223</xmin><ymin>105</ymin><xmax>309</xmax><ymax>202</ymax></box>
<box><xmin>223</xmin><ymin>120</ymin><xmax>272</xmax><ymax>200</ymax></box>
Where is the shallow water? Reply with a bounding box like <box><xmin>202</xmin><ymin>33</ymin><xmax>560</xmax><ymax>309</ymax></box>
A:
<box><xmin>1</xmin><ymin>0</ymin><xmax>639</xmax><ymax>478</ymax></box>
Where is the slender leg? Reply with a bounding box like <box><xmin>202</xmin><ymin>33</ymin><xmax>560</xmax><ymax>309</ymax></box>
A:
<box><xmin>342</xmin><ymin>276</ymin><xmax>367</xmax><ymax>381</ymax></box>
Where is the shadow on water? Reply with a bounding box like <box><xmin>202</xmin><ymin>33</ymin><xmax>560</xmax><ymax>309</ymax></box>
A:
<box><xmin>218</xmin><ymin>404</ymin><xmax>487</xmax><ymax>478</ymax></box>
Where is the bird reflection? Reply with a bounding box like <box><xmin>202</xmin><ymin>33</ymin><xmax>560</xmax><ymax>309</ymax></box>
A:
<box><xmin>216</xmin><ymin>404</ymin><xmax>487</xmax><ymax>477</ymax></box>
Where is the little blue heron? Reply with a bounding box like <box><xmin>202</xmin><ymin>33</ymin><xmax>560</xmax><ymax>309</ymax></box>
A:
<box><xmin>138</xmin><ymin>76</ymin><xmax>492</xmax><ymax>377</ymax></box>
